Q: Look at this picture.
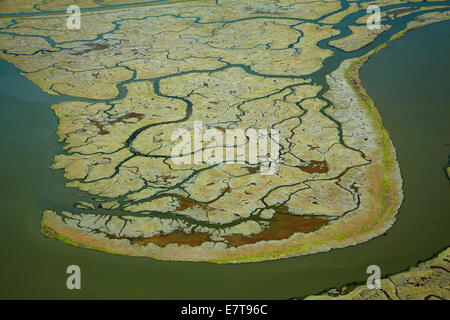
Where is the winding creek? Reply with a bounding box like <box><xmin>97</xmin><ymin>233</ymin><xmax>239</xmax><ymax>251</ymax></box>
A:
<box><xmin>0</xmin><ymin>2</ymin><xmax>448</xmax><ymax>298</ymax></box>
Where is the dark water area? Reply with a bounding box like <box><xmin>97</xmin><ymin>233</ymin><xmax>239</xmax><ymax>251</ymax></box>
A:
<box><xmin>0</xmin><ymin>21</ymin><xmax>448</xmax><ymax>299</ymax></box>
<box><xmin>359</xmin><ymin>20</ymin><xmax>450</xmax><ymax>265</ymax></box>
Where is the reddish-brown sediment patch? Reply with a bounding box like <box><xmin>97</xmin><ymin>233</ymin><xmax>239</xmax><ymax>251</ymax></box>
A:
<box><xmin>174</xmin><ymin>195</ymin><xmax>209</xmax><ymax>211</ymax></box>
<box><xmin>307</xmin><ymin>144</ymin><xmax>320</xmax><ymax>150</ymax></box>
<box><xmin>245</xmin><ymin>165</ymin><xmax>260</xmax><ymax>174</ymax></box>
<box><xmin>88</xmin><ymin>204</ymin><xmax>328</xmax><ymax>249</ymax></box>
<box><xmin>110</xmin><ymin>112</ymin><xmax>145</xmax><ymax>124</ymax></box>
<box><xmin>349</xmin><ymin>182</ymin><xmax>359</xmax><ymax>193</ymax></box>
<box><xmin>298</xmin><ymin>160</ymin><xmax>329</xmax><ymax>174</ymax></box>
<box><xmin>121</xmin><ymin>112</ymin><xmax>144</xmax><ymax>121</ymax></box>
<box><xmin>89</xmin><ymin>112</ymin><xmax>144</xmax><ymax>135</ymax></box>
<box><xmin>172</xmin><ymin>186</ymin><xmax>231</xmax><ymax>211</ymax></box>
<box><xmin>224</xmin><ymin>206</ymin><xmax>328</xmax><ymax>247</ymax></box>
<box><xmin>128</xmin><ymin>231</ymin><xmax>211</xmax><ymax>247</ymax></box>
<box><xmin>105</xmin><ymin>206</ymin><xmax>328</xmax><ymax>248</ymax></box>
<box><xmin>213</xmin><ymin>126</ymin><xmax>226</xmax><ymax>133</ymax></box>
<box><xmin>89</xmin><ymin>119</ymin><xmax>110</xmax><ymax>135</ymax></box>
<box><xmin>92</xmin><ymin>227</ymin><xmax>211</xmax><ymax>247</ymax></box>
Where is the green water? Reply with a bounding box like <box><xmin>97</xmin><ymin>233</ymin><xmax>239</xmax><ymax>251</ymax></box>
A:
<box><xmin>0</xmin><ymin>21</ymin><xmax>449</xmax><ymax>299</ymax></box>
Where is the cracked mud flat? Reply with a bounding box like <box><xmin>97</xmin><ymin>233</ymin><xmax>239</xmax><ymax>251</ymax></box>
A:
<box><xmin>304</xmin><ymin>247</ymin><xmax>450</xmax><ymax>300</ymax></box>
<box><xmin>0</xmin><ymin>0</ymin><xmax>448</xmax><ymax>263</ymax></box>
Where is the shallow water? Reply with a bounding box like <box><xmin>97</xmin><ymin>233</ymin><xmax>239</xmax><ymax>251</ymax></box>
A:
<box><xmin>0</xmin><ymin>21</ymin><xmax>448</xmax><ymax>299</ymax></box>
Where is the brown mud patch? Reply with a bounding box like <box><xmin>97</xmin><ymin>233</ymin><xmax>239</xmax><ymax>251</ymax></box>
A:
<box><xmin>213</xmin><ymin>126</ymin><xmax>226</xmax><ymax>133</ymax></box>
<box><xmin>298</xmin><ymin>160</ymin><xmax>329</xmax><ymax>174</ymax></box>
<box><xmin>349</xmin><ymin>182</ymin><xmax>359</xmax><ymax>193</ymax></box>
<box><xmin>245</xmin><ymin>165</ymin><xmax>260</xmax><ymax>174</ymax></box>
<box><xmin>173</xmin><ymin>195</ymin><xmax>209</xmax><ymax>211</ymax></box>
<box><xmin>90</xmin><ymin>204</ymin><xmax>328</xmax><ymax>249</ymax></box>
<box><xmin>224</xmin><ymin>205</ymin><xmax>328</xmax><ymax>247</ymax></box>
<box><xmin>89</xmin><ymin>119</ymin><xmax>110</xmax><ymax>135</ymax></box>
<box><xmin>128</xmin><ymin>231</ymin><xmax>211</xmax><ymax>247</ymax></box>
<box><xmin>92</xmin><ymin>227</ymin><xmax>211</xmax><ymax>247</ymax></box>
<box><xmin>121</xmin><ymin>112</ymin><xmax>144</xmax><ymax>121</ymax></box>
<box><xmin>89</xmin><ymin>112</ymin><xmax>144</xmax><ymax>135</ymax></box>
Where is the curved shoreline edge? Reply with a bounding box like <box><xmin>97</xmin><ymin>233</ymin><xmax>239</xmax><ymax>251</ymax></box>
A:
<box><xmin>303</xmin><ymin>246</ymin><xmax>450</xmax><ymax>300</ymax></box>
<box><xmin>39</xmin><ymin>25</ymin><xmax>416</xmax><ymax>263</ymax></box>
